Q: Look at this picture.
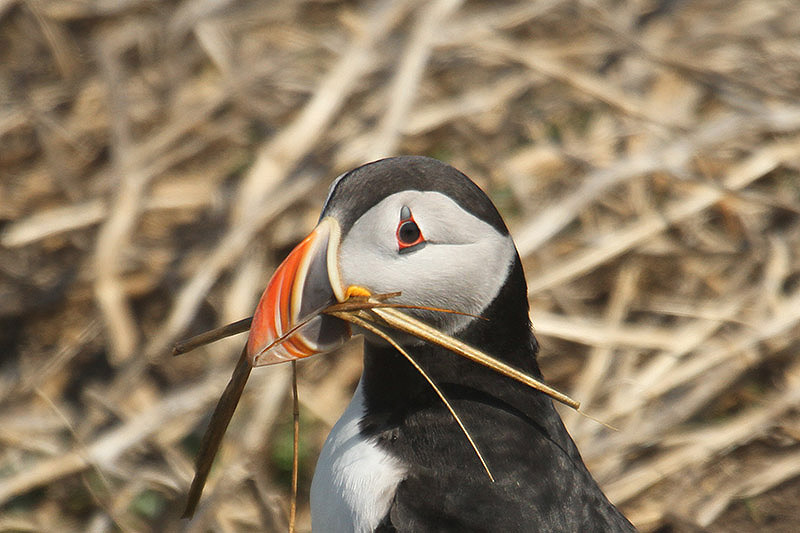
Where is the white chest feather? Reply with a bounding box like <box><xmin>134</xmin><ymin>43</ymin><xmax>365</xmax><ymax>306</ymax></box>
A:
<box><xmin>310</xmin><ymin>381</ymin><xmax>406</xmax><ymax>533</ymax></box>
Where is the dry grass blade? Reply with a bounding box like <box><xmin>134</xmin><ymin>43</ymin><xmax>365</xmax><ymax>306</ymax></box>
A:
<box><xmin>289</xmin><ymin>361</ymin><xmax>299</xmax><ymax>533</ymax></box>
<box><xmin>172</xmin><ymin>317</ymin><xmax>253</xmax><ymax>356</ymax></box>
<box><xmin>323</xmin><ymin>296</ymin><xmax>578</xmax><ymax>410</ymax></box>
<box><xmin>359</xmin><ymin>306</ymin><xmax>580</xmax><ymax>410</ymax></box>
<box><xmin>366</xmin><ymin>0</ymin><xmax>463</xmax><ymax>159</ymax></box>
<box><xmin>176</xmin><ymin>293</ymin><xmax>573</xmax><ymax>515</ymax></box>
<box><xmin>336</xmin><ymin>310</ymin><xmax>496</xmax><ymax>481</ymax></box>
<box><xmin>0</xmin><ymin>372</ymin><xmax>228</xmax><ymax>506</ymax></box>
<box><xmin>182</xmin><ymin>347</ymin><xmax>252</xmax><ymax>519</ymax></box>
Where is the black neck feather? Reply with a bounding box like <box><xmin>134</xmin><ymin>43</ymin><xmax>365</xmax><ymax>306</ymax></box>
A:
<box><xmin>358</xmin><ymin>255</ymin><xmax>574</xmax><ymax>454</ymax></box>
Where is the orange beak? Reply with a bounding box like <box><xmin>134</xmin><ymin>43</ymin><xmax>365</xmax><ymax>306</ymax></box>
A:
<box><xmin>246</xmin><ymin>217</ymin><xmax>351</xmax><ymax>366</ymax></box>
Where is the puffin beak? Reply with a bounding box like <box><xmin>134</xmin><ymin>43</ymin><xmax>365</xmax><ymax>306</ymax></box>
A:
<box><xmin>246</xmin><ymin>217</ymin><xmax>351</xmax><ymax>366</ymax></box>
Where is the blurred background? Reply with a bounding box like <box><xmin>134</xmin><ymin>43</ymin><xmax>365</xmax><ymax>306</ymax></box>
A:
<box><xmin>2</xmin><ymin>0</ymin><xmax>800</xmax><ymax>531</ymax></box>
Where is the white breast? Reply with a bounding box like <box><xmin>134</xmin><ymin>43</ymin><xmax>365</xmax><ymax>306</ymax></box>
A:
<box><xmin>310</xmin><ymin>380</ymin><xmax>406</xmax><ymax>532</ymax></box>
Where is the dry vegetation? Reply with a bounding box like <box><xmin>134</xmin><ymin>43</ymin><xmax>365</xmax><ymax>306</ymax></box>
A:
<box><xmin>2</xmin><ymin>0</ymin><xmax>800</xmax><ymax>531</ymax></box>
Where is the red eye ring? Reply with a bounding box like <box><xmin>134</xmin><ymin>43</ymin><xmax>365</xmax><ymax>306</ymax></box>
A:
<box><xmin>396</xmin><ymin>212</ymin><xmax>425</xmax><ymax>250</ymax></box>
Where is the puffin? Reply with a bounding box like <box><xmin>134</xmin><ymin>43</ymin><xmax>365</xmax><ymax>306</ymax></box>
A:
<box><xmin>240</xmin><ymin>155</ymin><xmax>635</xmax><ymax>532</ymax></box>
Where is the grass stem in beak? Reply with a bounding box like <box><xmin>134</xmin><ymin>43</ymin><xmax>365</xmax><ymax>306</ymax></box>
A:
<box><xmin>335</xmin><ymin>311</ymin><xmax>495</xmax><ymax>481</ymax></box>
<box><xmin>172</xmin><ymin>318</ymin><xmax>253</xmax><ymax>356</ymax></box>
<box><xmin>368</xmin><ymin>307</ymin><xmax>580</xmax><ymax>410</ymax></box>
<box><xmin>324</xmin><ymin>300</ymin><xmax>579</xmax><ymax>411</ymax></box>
<box><xmin>182</xmin><ymin>347</ymin><xmax>252</xmax><ymax>519</ymax></box>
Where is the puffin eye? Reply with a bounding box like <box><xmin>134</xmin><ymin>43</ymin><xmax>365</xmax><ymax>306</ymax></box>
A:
<box><xmin>396</xmin><ymin>207</ymin><xmax>425</xmax><ymax>251</ymax></box>
<box><xmin>398</xmin><ymin>220</ymin><xmax>421</xmax><ymax>244</ymax></box>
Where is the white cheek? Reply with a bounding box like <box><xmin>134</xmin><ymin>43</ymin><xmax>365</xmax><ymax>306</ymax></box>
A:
<box><xmin>338</xmin><ymin>192</ymin><xmax>514</xmax><ymax>333</ymax></box>
<box><xmin>411</xmin><ymin>238</ymin><xmax>514</xmax><ymax>314</ymax></box>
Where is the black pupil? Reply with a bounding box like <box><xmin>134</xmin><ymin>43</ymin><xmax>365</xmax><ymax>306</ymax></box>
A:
<box><xmin>398</xmin><ymin>220</ymin><xmax>420</xmax><ymax>244</ymax></box>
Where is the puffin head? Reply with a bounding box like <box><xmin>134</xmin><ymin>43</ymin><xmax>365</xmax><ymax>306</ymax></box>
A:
<box><xmin>246</xmin><ymin>156</ymin><xmax>523</xmax><ymax>366</ymax></box>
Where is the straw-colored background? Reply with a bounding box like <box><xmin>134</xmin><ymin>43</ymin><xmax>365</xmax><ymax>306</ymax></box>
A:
<box><xmin>2</xmin><ymin>0</ymin><xmax>800</xmax><ymax>531</ymax></box>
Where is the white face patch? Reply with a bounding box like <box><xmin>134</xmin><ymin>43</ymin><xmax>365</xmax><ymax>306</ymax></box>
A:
<box><xmin>337</xmin><ymin>191</ymin><xmax>516</xmax><ymax>333</ymax></box>
<box><xmin>310</xmin><ymin>381</ymin><xmax>406</xmax><ymax>532</ymax></box>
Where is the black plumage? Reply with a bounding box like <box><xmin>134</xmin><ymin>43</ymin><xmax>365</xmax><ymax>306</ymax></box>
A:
<box><xmin>324</xmin><ymin>157</ymin><xmax>636</xmax><ymax>532</ymax></box>
<box><xmin>362</xmin><ymin>259</ymin><xmax>634</xmax><ymax>532</ymax></box>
